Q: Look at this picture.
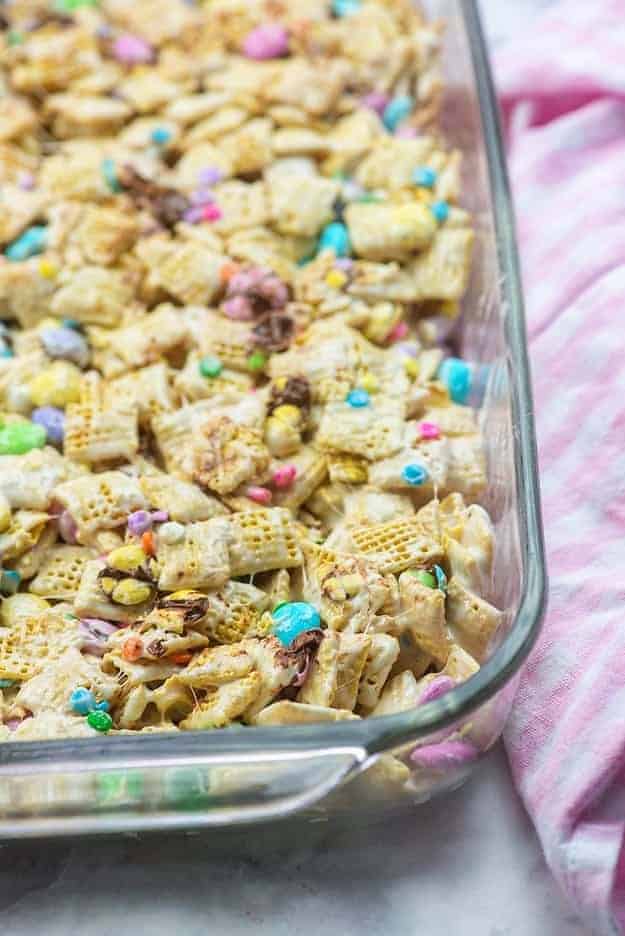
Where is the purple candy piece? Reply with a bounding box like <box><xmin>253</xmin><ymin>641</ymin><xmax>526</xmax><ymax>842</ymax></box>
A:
<box><xmin>58</xmin><ymin>510</ymin><xmax>78</xmax><ymax>544</ymax></box>
<box><xmin>361</xmin><ymin>91</ymin><xmax>390</xmax><ymax>116</ymax></box>
<box><xmin>31</xmin><ymin>405</ymin><xmax>65</xmax><ymax>446</ymax></box>
<box><xmin>334</xmin><ymin>257</ymin><xmax>354</xmax><ymax>271</ymax></box>
<box><xmin>17</xmin><ymin>172</ymin><xmax>35</xmax><ymax>191</ymax></box>
<box><xmin>183</xmin><ymin>206</ymin><xmax>203</xmax><ymax>225</ymax></box>
<box><xmin>191</xmin><ymin>188</ymin><xmax>215</xmax><ymax>206</ymax></box>
<box><xmin>410</xmin><ymin>739</ymin><xmax>480</xmax><ymax>769</ymax></box>
<box><xmin>198</xmin><ymin>166</ymin><xmax>223</xmax><ymax>187</ymax></box>
<box><xmin>127</xmin><ymin>509</ymin><xmax>152</xmax><ymax>536</ymax></box>
<box><xmin>223</xmin><ymin>295</ymin><xmax>254</xmax><ymax>321</ymax></box>
<box><xmin>151</xmin><ymin>510</ymin><xmax>169</xmax><ymax>523</ymax></box>
<box><xmin>419</xmin><ymin>675</ymin><xmax>456</xmax><ymax>705</ymax></box>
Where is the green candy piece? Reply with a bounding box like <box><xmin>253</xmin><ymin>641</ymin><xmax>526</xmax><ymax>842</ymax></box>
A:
<box><xmin>410</xmin><ymin>570</ymin><xmax>437</xmax><ymax>589</ymax></box>
<box><xmin>97</xmin><ymin>771</ymin><xmax>143</xmax><ymax>805</ymax></box>
<box><xmin>247</xmin><ymin>351</ymin><xmax>267</xmax><ymax>372</ymax></box>
<box><xmin>0</xmin><ymin>421</ymin><xmax>46</xmax><ymax>455</ymax></box>
<box><xmin>7</xmin><ymin>31</ymin><xmax>24</xmax><ymax>46</ymax></box>
<box><xmin>198</xmin><ymin>355</ymin><xmax>223</xmax><ymax>378</ymax></box>
<box><xmin>87</xmin><ymin>709</ymin><xmax>113</xmax><ymax>733</ymax></box>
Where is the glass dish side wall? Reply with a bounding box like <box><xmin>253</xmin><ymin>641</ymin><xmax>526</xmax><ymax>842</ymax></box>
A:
<box><xmin>0</xmin><ymin>0</ymin><xmax>546</xmax><ymax>837</ymax></box>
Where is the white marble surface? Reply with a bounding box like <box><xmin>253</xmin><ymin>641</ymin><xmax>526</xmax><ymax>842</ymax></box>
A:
<box><xmin>1</xmin><ymin>3</ymin><xmax>582</xmax><ymax>935</ymax></box>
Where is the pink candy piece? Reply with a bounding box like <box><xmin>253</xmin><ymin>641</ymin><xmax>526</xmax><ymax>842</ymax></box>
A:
<box><xmin>58</xmin><ymin>510</ymin><xmax>78</xmax><ymax>545</ymax></box>
<box><xmin>223</xmin><ymin>295</ymin><xmax>254</xmax><ymax>321</ymax></box>
<box><xmin>6</xmin><ymin>718</ymin><xmax>25</xmax><ymax>732</ymax></box>
<box><xmin>361</xmin><ymin>91</ymin><xmax>390</xmax><ymax>116</ymax></box>
<box><xmin>387</xmin><ymin>320</ymin><xmax>409</xmax><ymax>342</ymax></box>
<box><xmin>113</xmin><ymin>34</ymin><xmax>154</xmax><ymax>64</ymax></box>
<box><xmin>409</xmin><ymin>739</ymin><xmax>479</xmax><ymax>769</ymax></box>
<box><xmin>17</xmin><ymin>172</ymin><xmax>35</xmax><ymax>191</ymax></box>
<box><xmin>202</xmin><ymin>203</ymin><xmax>222</xmax><ymax>222</ymax></box>
<box><xmin>243</xmin><ymin>23</ymin><xmax>289</xmax><ymax>61</ymax></box>
<box><xmin>273</xmin><ymin>464</ymin><xmax>297</xmax><ymax>489</ymax></box>
<box><xmin>419</xmin><ymin>421</ymin><xmax>441</xmax><ymax>441</ymax></box>
<box><xmin>246</xmin><ymin>485</ymin><xmax>273</xmax><ymax>505</ymax></box>
<box><xmin>151</xmin><ymin>510</ymin><xmax>169</xmax><ymax>523</ymax></box>
<box><xmin>395</xmin><ymin>125</ymin><xmax>418</xmax><ymax>139</ymax></box>
<box><xmin>419</xmin><ymin>675</ymin><xmax>455</xmax><ymax>705</ymax></box>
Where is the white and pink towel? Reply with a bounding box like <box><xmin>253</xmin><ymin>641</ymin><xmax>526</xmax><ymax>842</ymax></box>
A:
<box><xmin>495</xmin><ymin>2</ymin><xmax>625</xmax><ymax>931</ymax></box>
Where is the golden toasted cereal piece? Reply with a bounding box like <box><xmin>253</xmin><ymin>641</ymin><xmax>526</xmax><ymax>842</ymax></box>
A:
<box><xmin>252</xmin><ymin>701</ymin><xmax>358</xmax><ymax>726</ymax></box>
<box><xmin>357</xmin><ymin>633</ymin><xmax>400</xmax><ymax>711</ymax></box>
<box><xmin>227</xmin><ymin>508</ymin><xmax>303</xmax><ymax>576</ymax></box>
<box><xmin>396</xmin><ymin>571</ymin><xmax>450</xmax><ymax>666</ymax></box>
<box><xmin>16</xmin><ymin>647</ymin><xmax>119</xmax><ymax>717</ymax></box>
<box><xmin>0</xmin><ymin>610</ymin><xmax>82</xmax><ymax>682</ymax></box>
<box><xmin>190</xmin><ymin>416</ymin><xmax>270</xmax><ymax>496</ymax></box>
<box><xmin>107</xmin><ymin>363</ymin><xmax>174</xmax><ymax>428</ymax></box>
<box><xmin>156</xmin><ymin>519</ymin><xmax>231</xmax><ymax>592</ymax></box>
<box><xmin>0</xmin><ymin>510</ymin><xmax>49</xmax><ymax>561</ymax></box>
<box><xmin>29</xmin><ymin>546</ymin><xmax>94</xmax><ymax>601</ymax></box>
<box><xmin>445</xmin><ymin>578</ymin><xmax>503</xmax><ymax>662</ymax></box>
<box><xmin>316</xmin><ymin>401</ymin><xmax>405</xmax><ymax>462</ymax></box>
<box><xmin>54</xmin><ymin>471</ymin><xmax>149</xmax><ymax>540</ymax></box>
<box><xmin>74</xmin><ymin>560</ymin><xmax>153</xmax><ymax>625</ymax></box>
<box><xmin>372</xmin><ymin>670</ymin><xmax>422</xmax><ymax>717</ymax></box>
<box><xmin>297</xmin><ymin>632</ymin><xmax>339</xmax><ymax>707</ymax></box>
<box><xmin>139</xmin><ymin>473</ymin><xmax>227</xmax><ymax>524</ymax></box>
<box><xmin>180</xmin><ymin>673</ymin><xmax>262</xmax><ymax>730</ymax></box>
<box><xmin>349</xmin><ymin>515</ymin><xmax>443</xmax><ymax>574</ymax></box>
<box><xmin>333</xmin><ymin>633</ymin><xmax>371</xmax><ymax>712</ymax></box>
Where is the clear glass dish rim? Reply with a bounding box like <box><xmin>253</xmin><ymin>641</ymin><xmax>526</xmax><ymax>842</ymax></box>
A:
<box><xmin>0</xmin><ymin>0</ymin><xmax>547</xmax><ymax>774</ymax></box>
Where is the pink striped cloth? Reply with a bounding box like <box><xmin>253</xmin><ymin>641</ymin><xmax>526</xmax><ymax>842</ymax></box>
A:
<box><xmin>495</xmin><ymin>2</ymin><xmax>625</xmax><ymax>932</ymax></box>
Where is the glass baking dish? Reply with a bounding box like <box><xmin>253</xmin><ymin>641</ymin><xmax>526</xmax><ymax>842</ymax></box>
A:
<box><xmin>0</xmin><ymin>0</ymin><xmax>546</xmax><ymax>838</ymax></box>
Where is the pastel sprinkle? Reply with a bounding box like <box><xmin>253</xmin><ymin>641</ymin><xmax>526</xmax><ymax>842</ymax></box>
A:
<box><xmin>438</xmin><ymin>357</ymin><xmax>472</xmax><ymax>404</ymax></box>
<box><xmin>0</xmin><ymin>347</ymin><xmax>14</xmax><ymax>359</ymax></box>
<box><xmin>273</xmin><ymin>464</ymin><xmax>297</xmax><ymax>488</ymax></box>
<box><xmin>243</xmin><ymin>23</ymin><xmax>290</xmax><ymax>60</ymax></box>
<box><xmin>151</xmin><ymin>510</ymin><xmax>169</xmax><ymax>523</ymax></box>
<box><xmin>431</xmin><ymin>200</ymin><xmax>450</xmax><ymax>223</ymax></box>
<box><xmin>0</xmin><ymin>679</ymin><xmax>15</xmax><ymax>689</ymax></box>
<box><xmin>325</xmin><ymin>269</ymin><xmax>348</xmax><ymax>289</ymax></box>
<box><xmin>17</xmin><ymin>172</ymin><xmax>35</xmax><ymax>191</ymax></box>
<box><xmin>38</xmin><ymin>258</ymin><xmax>57</xmax><ymax>278</ymax></box>
<box><xmin>412</xmin><ymin>166</ymin><xmax>438</xmax><ymax>189</ymax></box>
<box><xmin>198</xmin><ymin>355</ymin><xmax>223</xmax><ymax>378</ymax></box>
<box><xmin>113</xmin><ymin>34</ymin><xmax>154</xmax><ymax>65</ymax></box>
<box><xmin>346</xmin><ymin>388</ymin><xmax>370</xmax><ymax>408</ymax></box>
<box><xmin>401</xmin><ymin>463</ymin><xmax>428</xmax><ymax>486</ymax></box>
<box><xmin>246</xmin><ymin>485</ymin><xmax>272</xmax><ymax>505</ymax></box>
<box><xmin>419</xmin><ymin>421</ymin><xmax>441</xmax><ymax>440</ymax></box>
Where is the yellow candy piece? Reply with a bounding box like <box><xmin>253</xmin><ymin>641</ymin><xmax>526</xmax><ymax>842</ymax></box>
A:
<box><xmin>325</xmin><ymin>269</ymin><xmax>348</xmax><ymax>290</ymax></box>
<box><xmin>107</xmin><ymin>544</ymin><xmax>147</xmax><ymax>573</ymax></box>
<box><xmin>363</xmin><ymin>302</ymin><xmax>401</xmax><ymax>344</ymax></box>
<box><xmin>273</xmin><ymin>377</ymin><xmax>289</xmax><ymax>392</ymax></box>
<box><xmin>38</xmin><ymin>259</ymin><xmax>57</xmax><ymax>279</ymax></box>
<box><xmin>359</xmin><ymin>372</ymin><xmax>379</xmax><ymax>393</ymax></box>
<box><xmin>28</xmin><ymin>361</ymin><xmax>82</xmax><ymax>408</ymax></box>
<box><xmin>0</xmin><ymin>493</ymin><xmax>11</xmax><ymax>532</ymax></box>
<box><xmin>403</xmin><ymin>358</ymin><xmax>420</xmax><ymax>379</ymax></box>
<box><xmin>167</xmin><ymin>589</ymin><xmax>206</xmax><ymax>601</ymax></box>
<box><xmin>271</xmin><ymin>404</ymin><xmax>302</xmax><ymax>426</ymax></box>
<box><xmin>0</xmin><ymin>593</ymin><xmax>50</xmax><ymax>626</ymax></box>
<box><xmin>111</xmin><ymin>579</ymin><xmax>153</xmax><ymax>606</ymax></box>
<box><xmin>440</xmin><ymin>299</ymin><xmax>460</xmax><ymax>320</ymax></box>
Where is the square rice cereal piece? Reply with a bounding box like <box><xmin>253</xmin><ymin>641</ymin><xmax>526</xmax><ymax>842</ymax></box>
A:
<box><xmin>156</xmin><ymin>519</ymin><xmax>231</xmax><ymax>591</ymax></box>
<box><xmin>189</xmin><ymin>416</ymin><xmax>270</xmax><ymax>495</ymax></box>
<box><xmin>211</xmin><ymin>181</ymin><xmax>268</xmax><ymax>235</ymax></box>
<box><xmin>152</xmin><ymin>400</ymin><xmax>214</xmax><ymax>476</ymax></box>
<box><xmin>93</xmin><ymin>305</ymin><xmax>189</xmax><ymax>378</ymax></box>
<box><xmin>71</xmin><ymin>205</ymin><xmax>140</xmax><ymax>266</ymax></box>
<box><xmin>0</xmin><ymin>611</ymin><xmax>82</xmax><ymax>681</ymax></box>
<box><xmin>64</xmin><ymin>399</ymin><xmax>139</xmax><ymax>466</ymax></box>
<box><xmin>297</xmin><ymin>632</ymin><xmax>340</xmax><ymax>707</ymax></box>
<box><xmin>154</xmin><ymin>242</ymin><xmax>225</xmax><ymax>305</ymax></box>
<box><xmin>271</xmin><ymin>448</ymin><xmax>328</xmax><ymax>510</ymax></box>
<box><xmin>0</xmin><ymin>510</ymin><xmax>49</xmax><ymax>560</ymax></box>
<box><xmin>74</xmin><ymin>559</ymin><xmax>152</xmax><ymax>624</ymax></box>
<box><xmin>107</xmin><ymin>362</ymin><xmax>174</xmax><ymax>429</ymax></box>
<box><xmin>368</xmin><ymin>438</ymin><xmax>450</xmax><ymax>494</ymax></box>
<box><xmin>444</xmin><ymin>435</ymin><xmax>487</xmax><ymax>498</ymax></box>
<box><xmin>316</xmin><ymin>401</ymin><xmax>404</xmax><ymax>461</ymax></box>
<box><xmin>29</xmin><ymin>546</ymin><xmax>95</xmax><ymax>601</ymax></box>
<box><xmin>445</xmin><ymin>577</ymin><xmax>502</xmax><ymax>661</ymax></box>
<box><xmin>180</xmin><ymin>674</ymin><xmax>262</xmax><ymax>730</ymax></box>
<box><xmin>396</xmin><ymin>570</ymin><xmax>450</xmax><ymax>666</ymax></box>
<box><xmin>0</xmin><ymin>261</ymin><xmax>56</xmax><ymax>329</ymax></box>
<box><xmin>50</xmin><ymin>266</ymin><xmax>134</xmax><ymax>327</ymax></box>
<box><xmin>54</xmin><ymin>471</ymin><xmax>149</xmax><ymax>540</ymax></box>
<box><xmin>332</xmin><ymin>633</ymin><xmax>371</xmax><ymax>712</ymax></box>
<box><xmin>349</xmin><ymin>516</ymin><xmax>443</xmax><ymax>574</ymax></box>
<box><xmin>268</xmin><ymin>174</ymin><xmax>339</xmax><ymax>238</ymax></box>
<box><xmin>139</xmin><ymin>472</ymin><xmax>226</xmax><ymax>524</ymax></box>
<box><xmin>0</xmin><ymin>447</ymin><xmax>84</xmax><ymax>511</ymax></box>
<box><xmin>228</xmin><ymin>508</ymin><xmax>303</xmax><ymax>576</ymax></box>
<box><xmin>356</xmin><ymin>633</ymin><xmax>400</xmax><ymax>711</ymax></box>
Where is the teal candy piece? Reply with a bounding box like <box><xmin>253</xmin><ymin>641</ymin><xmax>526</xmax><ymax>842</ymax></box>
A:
<box><xmin>401</xmin><ymin>463</ymin><xmax>428</xmax><ymax>486</ymax></box>
<box><xmin>438</xmin><ymin>357</ymin><xmax>472</xmax><ymax>404</ymax></box>
<box><xmin>345</xmin><ymin>388</ymin><xmax>370</xmax><ymax>408</ymax></box>
<box><xmin>101</xmin><ymin>158</ymin><xmax>121</xmax><ymax>193</ymax></box>
<box><xmin>430</xmin><ymin>200</ymin><xmax>450</xmax><ymax>223</ymax></box>
<box><xmin>94</xmin><ymin>700</ymin><xmax>110</xmax><ymax>712</ymax></box>
<box><xmin>271</xmin><ymin>601</ymin><xmax>321</xmax><ymax>646</ymax></box>
<box><xmin>412</xmin><ymin>166</ymin><xmax>437</xmax><ymax>189</ymax></box>
<box><xmin>5</xmin><ymin>225</ymin><xmax>48</xmax><ymax>262</ymax></box>
<box><xmin>382</xmin><ymin>95</ymin><xmax>414</xmax><ymax>132</ymax></box>
<box><xmin>151</xmin><ymin>127</ymin><xmax>172</xmax><ymax>145</ymax></box>
<box><xmin>0</xmin><ymin>679</ymin><xmax>15</xmax><ymax>689</ymax></box>
<box><xmin>61</xmin><ymin>318</ymin><xmax>82</xmax><ymax>331</ymax></box>
<box><xmin>0</xmin><ymin>347</ymin><xmax>14</xmax><ymax>358</ymax></box>
<box><xmin>70</xmin><ymin>687</ymin><xmax>96</xmax><ymax>715</ymax></box>
<box><xmin>331</xmin><ymin>0</ymin><xmax>361</xmax><ymax>16</ymax></box>
<box><xmin>433</xmin><ymin>564</ymin><xmax>448</xmax><ymax>593</ymax></box>
<box><xmin>0</xmin><ymin>570</ymin><xmax>21</xmax><ymax>595</ymax></box>
<box><xmin>198</xmin><ymin>355</ymin><xmax>223</xmax><ymax>378</ymax></box>
<box><xmin>318</xmin><ymin>221</ymin><xmax>351</xmax><ymax>257</ymax></box>
<box><xmin>0</xmin><ymin>421</ymin><xmax>47</xmax><ymax>455</ymax></box>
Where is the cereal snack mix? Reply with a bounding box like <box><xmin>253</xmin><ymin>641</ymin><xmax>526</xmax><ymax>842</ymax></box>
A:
<box><xmin>0</xmin><ymin>0</ymin><xmax>501</xmax><ymax>743</ymax></box>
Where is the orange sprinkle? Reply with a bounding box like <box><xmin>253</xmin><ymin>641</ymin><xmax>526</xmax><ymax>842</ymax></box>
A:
<box><xmin>171</xmin><ymin>652</ymin><xmax>192</xmax><ymax>666</ymax></box>
<box><xmin>141</xmin><ymin>530</ymin><xmax>155</xmax><ymax>556</ymax></box>
<box><xmin>121</xmin><ymin>636</ymin><xmax>143</xmax><ymax>662</ymax></box>
<box><xmin>219</xmin><ymin>261</ymin><xmax>240</xmax><ymax>285</ymax></box>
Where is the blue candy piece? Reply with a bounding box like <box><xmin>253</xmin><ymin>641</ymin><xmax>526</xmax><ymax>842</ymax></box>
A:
<box><xmin>31</xmin><ymin>406</ymin><xmax>65</xmax><ymax>447</ymax></box>
<box><xmin>40</xmin><ymin>326</ymin><xmax>89</xmax><ymax>368</ymax></box>
<box><xmin>94</xmin><ymin>700</ymin><xmax>110</xmax><ymax>713</ymax></box>
<box><xmin>0</xmin><ymin>570</ymin><xmax>21</xmax><ymax>595</ymax></box>
<box><xmin>151</xmin><ymin>127</ymin><xmax>172</xmax><ymax>145</ymax></box>
<box><xmin>61</xmin><ymin>318</ymin><xmax>82</xmax><ymax>331</ymax></box>
<box><xmin>271</xmin><ymin>602</ymin><xmax>321</xmax><ymax>646</ymax></box>
<box><xmin>401</xmin><ymin>463</ymin><xmax>428</xmax><ymax>486</ymax></box>
<box><xmin>0</xmin><ymin>346</ymin><xmax>14</xmax><ymax>358</ymax></box>
<box><xmin>317</xmin><ymin>221</ymin><xmax>351</xmax><ymax>258</ymax></box>
<box><xmin>70</xmin><ymin>687</ymin><xmax>96</xmax><ymax>715</ymax></box>
<box><xmin>430</xmin><ymin>200</ymin><xmax>450</xmax><ymax>223</ymax></box>
<box><xmin>332</xmin><ymin>0</ymin><xmax>361</xmax><ymax>15</ymax></box>
<box><xmin>5</xmin><ymin>225</ymin><xmax>48</xmax><ymax>262</ymax></box>
<box><xmin>438</xmin><ymin>357</ymin><xmax>472</xmax><ymax>404</ymax></box>
<box><xmin>382</xmin><ymin>95</ymin><xmax>414</xmax><ymax>132</ymax></box>
<box><xmin>101</xmin><ymin>158</ymin><xmax>121</xmax><ymax>193</ymax></box>
<box><xmin>346</xmin><ymin>388</ymin><xmax>370</xmax><ymax>408</ymax></box>
<box><xmin>412</xmin><ymin>166</ymin><xmax>437</xmax><ymax>189</ymax></box>
<box><xmin>433</xmin><ymin>564</ymin><xmax>448</xmax><ymax>594</ymax></box>
<box><xmin>0</xmin><ymin>679</ymin><xmax>15</xmax><ymax>689</ymax></box>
